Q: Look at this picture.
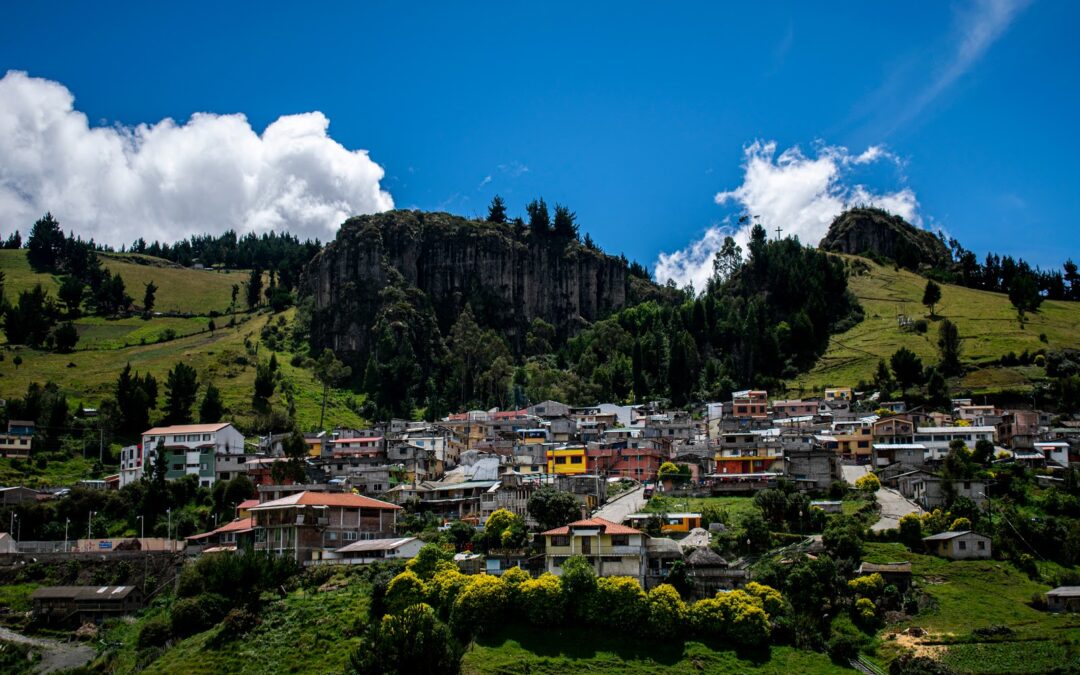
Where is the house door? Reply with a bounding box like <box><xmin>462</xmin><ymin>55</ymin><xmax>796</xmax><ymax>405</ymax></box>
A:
<box><xmin>581</xmin><ymin>537</ymin><xmax>592</xmax><ymax>555</ymax></box>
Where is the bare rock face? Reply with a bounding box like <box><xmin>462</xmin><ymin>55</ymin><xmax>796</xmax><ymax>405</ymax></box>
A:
<box><xmin>302</xmin><ymin>210</ymin><xmax>628</xmax><ymax>366</ymax></box>
<box><xmin>819</xmin><ymin>207</ymin><xmax>950</xmax><ymax>268</ymax></box>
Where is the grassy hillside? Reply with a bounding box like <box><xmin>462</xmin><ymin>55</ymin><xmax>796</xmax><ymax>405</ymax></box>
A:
<box><xmin>790</xmin><ymin>256</ymin><xmax>1080</xmax><ymax>395</ymax></box>
<box><xmin>0</xmin><ymin>249</ymin><xmax>241</xmax><ymax>315</ymax></box>
<box><xmin>0</xmin><ymin>248</ymin><xmax>364</xmax><ymax>435</ymax></box>
<box><xmin>863</xmin><ymin>542</ymin><xmax>1080</xmax><ymax>674</ymax></box>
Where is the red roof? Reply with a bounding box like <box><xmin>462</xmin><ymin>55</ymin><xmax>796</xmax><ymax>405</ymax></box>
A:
<box><xmin>143</xmin><ymin>422</ymin><xmax>232</xmax><ymax>435</ymax></box>
<box><xmin>186</xmin><ymin>517</ymin><xmax>255</xmax><ymax>541</ymax></box>
<box><xmin>237</xmin><ymin>499</ymin><xmax>259</xmax><ymax>511</ymax></box>
<box><xmin>249</xmin><ymin>490</ymin><xmax>402</xmax><ymax>511</ymax></box>
<box><xmin>542</xmin><ymin>517</ymin><xmax>643</xmax><ymax>536</ymax></box>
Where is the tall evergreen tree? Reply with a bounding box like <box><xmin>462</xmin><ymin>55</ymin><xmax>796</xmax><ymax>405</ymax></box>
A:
<box><xmin>143</xmin><ymin>280</ymin><xmax>158</xmax><ymax>314</ymax></box>
<box><xmin>937</xmin><ymin>319</ymin><xmax>962</xmax><ymax>376</ymax></box>
<box><xmin>526</xmin><ymin>198</ymin><xmax>550</xmax><ymax>236</ymax></box>
<box><xmin>164</xmin><ymin>362</ymin><xmax>199</xmax><ymax>424</ymax></box>
<box><xmin>246</xmin><ymin>268</ymin><xmax>263</xmax><ymax>310</ymax></box>
<box><xmin>199</xmin><ymin>382</ymin><xmax>224</xmax><ymax>423</ymax></box>
<box><xmin>487</xmin><ymin>195</ymin><xmax>508</xmax><ymax>223</ymax></box>
<box><xmin>552</xmin><ymin>204</ymin><xmax>578</xmax><ymax>239</ymax></box>
<box><xmin>26</xmin><ymin>213</ymin><xmax>64</xmax><ymax>270</ymax></box>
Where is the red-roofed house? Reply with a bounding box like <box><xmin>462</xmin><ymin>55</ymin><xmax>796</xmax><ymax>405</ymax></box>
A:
<box><xmin>541</xmin><ymin>517</ymin><xmax>648</xmax><ymax>583</ymax></box>
<box><xmin>249</xmin><ymin>491</ymin><xmax>401</xmax><ymax>563</ymax></box>
<box><xmin>185</xmin><ymin>517</ymin><xmax>257</xmax><ymax>552</ymax></box>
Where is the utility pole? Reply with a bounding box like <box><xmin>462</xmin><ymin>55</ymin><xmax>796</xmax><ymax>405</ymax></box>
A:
<box><xmin>99</xmin><ymin>427</ymin><xmax>104</xmax><ymax>463</ymax></box>
<box><xmin>64</xmin><ymin>518</ymin><xmax>70</xmax><ymax>552</ymax></box>
<box><xmin>87</xmin><ymin>511</ymin><xmax>95</xmax><ymax>541</ymax></box>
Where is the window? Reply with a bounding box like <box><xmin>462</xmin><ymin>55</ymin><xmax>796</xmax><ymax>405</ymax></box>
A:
<box><xmin>611</xmin><ymin>535</ymin><xmax>629</xmax><ymax>546</ymax></box>
<box><xmin>172</xmin><ymin>463</ymin><xmax>183</xmax><ymax>471</ymax></box>
<box><xmin>327</xmin><ymin>532</ymin><xmax>338</xmax><ymax>541</ymax></box>
<box><xmin>570</xmin><ymin>455</ymin><xmax>582</xmax><ymax>464</ymax></box>
<box><xmin>555</xmin><ymin>456</ymin><xmax>566</xmax><ymax>464</ymax></box>
<box><xmin>344</xmin><ymin>531</ymin><xmax>358</xmax><ymax>541</ymax></box>
<box><xmin>204</xmin><ymin>434</ymin><xmax>212</xmax><ymax>441</ymax></box>
<box><xmin>958</xmin><ymin>541</ymin><xmax>966</xmax><ymax>550</ymax></box>
<box><xmin>551</xmin><ymin>535</ymin><xmax>570</xmax><ymax>547</ymax></box>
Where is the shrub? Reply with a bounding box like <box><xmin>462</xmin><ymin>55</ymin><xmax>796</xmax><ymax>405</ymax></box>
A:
<box><xmin>560</xmin><ymin>555</ymin><xmax>597</xmax><ymax>620</ymax></box>
<box><xmin>646</xmin><ymin>584</ymin><xmax>687</xmax><ymax>638</ymax></box>
<box><xmin>385</xmin><ymin>570</ymin><xmax>429</xmax><ymax>614</ymax></box>
<box><xmin>426</xmin><ymin>564</ymin><xmax>469</xmax><ymax>617</ymax></box>
<box><xmin>853</xmin><ymin>597</ymin><xmax>877</xmax><ymax>628</ymax></box>
<box><xmin>691</xmin><ymin>590</ymin><xmax>771</xmax><ymax>645</ymax></box>
<box><xmin>949</xmin><ymin>517</ymin><xmax>971</xmax><ymax>531</ymax></box>
<box><xmin>451</xmin><ymin>574</ymin><xmax>508</xmax><ymax>635</ymax></box>
<box><xmin>349</xmin><ymin>603</ymin><xmax>463</xmax><ymax>675</ymax></box>
<box><xmin>848</xmin><ymin>573</ymin><xmax>885</xmax><ymax>599</ymax></box>
<box><xmin>406</xmin><ymin>544</ymin><xmax>455</xmax><ymax>580</ymax></box>
<box><xmin>137</xmin><ymin>616</ymin><xmax>171</xmax><ymax>648</ymax></box>
<box><xmin>499</xmin><ymin>566</ymin><xmax>530</xmax><ymax>606</ymax></box>
<box><xmin>587</xmin><ymin>576</ymin><xmax>648</xmax><ymax>631</ymax></box>
<box><xmin>855</xmin><ymin>473</ymin><xmax>881</xmax><ymax>492</ymax></box>
<box><xmin>744</xmin><ymin>582</ymin><xmax>785</xmax><ymax>617</ymax></box>
<box><xmin>171</xmin><ymin>593</ymin><xmax>229</xmax><ymax>637</ymax></box>
<box><xmin>175</xmin><ymin>566</ymin><xmax>204</xmax><ymax>598</ymax></box>
<box><xmin>518</xmin><ymin>573</ymin><xmax>566</xmax><ymax>625</ymax></box>
<box><xmin>217</xmin><ymin>607</ymin><xmax>261</xmax><ymax>642</ymax></box>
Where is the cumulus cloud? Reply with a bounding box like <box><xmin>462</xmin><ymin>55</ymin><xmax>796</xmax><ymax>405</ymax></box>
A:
<box><xmin>654</xmin><ymin>140</ymin><xmax>919</xmax><ymax>291</ymax></box>
<box><xmin>0</xmin><ymin>71</ymin><xmax>393</xmax><ymax>246</ymax></box>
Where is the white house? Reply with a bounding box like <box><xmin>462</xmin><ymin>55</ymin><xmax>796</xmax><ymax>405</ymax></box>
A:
<box><xmin>331</xmin><ymin>537</ymin><xmax>423</xmax><ymax>564</ymax></box>
<box><xmin>141</xmin><ymin>423</ymin><xmax>247</xmax><ymax>488</ymax></box>
<box><xmin>119</xmin><ymin>444</ymin><xmax>143</xmax><ymax>488</ymax></box>
<box><xmin>922</xmin><ymin>530</ymin><xmax>992</xmax><ymax>560</ymax></box>
<box><xmin>912</xmin><ymin>426</ymin><xmax>996</xmax><ymax>460</ymax></box>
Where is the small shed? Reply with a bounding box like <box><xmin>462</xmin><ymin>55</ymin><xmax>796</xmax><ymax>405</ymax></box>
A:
<box><xmin>31</xmin><ymin>585</ymin><xmax>143</xmax><ymax>623</ymax></box>
<box><xmin>856</xmin><ymin>562</ymin><xmax>913</xmax><ymax>590</ymax></box>
<box><xmin>1045</xmin><ymin>586</ymin><xmax>1080</xmax><ymax>612</ymax></box>
<box><xmin>922</xmin><ymin>530</ymin><xmax>991</xmax><ymax>560</ymax></box>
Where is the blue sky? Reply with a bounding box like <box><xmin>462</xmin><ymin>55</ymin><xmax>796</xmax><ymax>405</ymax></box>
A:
<box><xmin>0</xmin><ymin>1</ymin><xmax>1076</xmax><ymax>286</ymax></box>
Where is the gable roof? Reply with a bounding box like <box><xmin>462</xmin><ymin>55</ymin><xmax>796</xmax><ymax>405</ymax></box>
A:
<box><xmin>335</xmin><ymin>537</ymin><xmax>418</xmax><ymax>553</ymax></box>
<box><xmin>186</xmin><ymin>517</ymin><xmax>256</xmax><ymax>541</ymax></box>
<box><xmin>922</xmin><ymin>530</ymin><xmax>989</xmax><ymax>542</ymax></box>
<box><xmin>248</xmin><ymin>490</ymin><xmax>401</xmax><ymax>511</ymax></box>
<box><xmin>542</xmin><ymin>516</ymin><xmax>642</xmax><ymax>536</ymax></box>
<box><xmin>143</xmin><ymin>423</ymin><xmax>232</xmax><ymax>436</ymax></box>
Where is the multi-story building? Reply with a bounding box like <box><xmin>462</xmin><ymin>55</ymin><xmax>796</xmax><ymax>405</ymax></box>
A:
<box><xmin>771</xmin><ymin>400</ymin><xmax>819</xmax><ymax>418</ymax></box>
<box><xmin>118</xmin><ymin>444</ymin><xmax>143</xmax><ymax>487</ymax></box>
<box><xmin>141</xmin><ymin>423</ymin><xmax>246</xmax><ymax>488</ymax></box>
<box><xmin>547</xmin><ymin>446</ymin><xmax>588</xmax><ymax>475</ymax></box>
<box><xmin>541</xmin><ymin>517</ymin><xmax>648</xmax><ymax>584</ymax></box>
<box><xmin>912</xmin><ymin>426</ymin><xmax>996</xmax><ymax>459</ymax></box>
<box><xmin>250</xmin><ymin>491</ymin><xmax>401</xmax><ymax>563</ymax></box>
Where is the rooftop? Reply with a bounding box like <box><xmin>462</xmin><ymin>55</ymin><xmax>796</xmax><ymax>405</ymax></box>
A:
<box><xmin>249</xmin><ymin>491</ymin><xmax>401</xmax><ymax>511</ymax></box>
<box><xmin>336</xmin><ymin>537</ymin><xmax>418</xmax><ymax>553</ymax></box>
<box><xmin>143</xmin><ymin>422</ymin><xmax>231</xmax><ymax>435</ymax></box>
<box><xmin>542</xmin><ymin>516</ymin><xmax>643</xmax><ymax>536</ymax></box>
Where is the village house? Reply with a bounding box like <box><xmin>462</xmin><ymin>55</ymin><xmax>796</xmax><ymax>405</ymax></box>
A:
<box><xmin>587</xmin><ymin>443</ymin><xmax>665</xmax><ymax>482</ymax></box>
<box><xmin>871</xmin><ymin>443</ymin><xmax>927</xmax><ymax>469</ymax></box>
<box><xmin>31</xmin><ymin>585</ymin><xmax>143</xmax><ymax>623</ymax></box>
<box><xmin>1045</xmin><ymin>586</ymin><xmax>1080</xmax><ymax>612</ymax></box>
<box><xmin>0</xmin><ymin>420</ymin><xmax>33</xmax><ymax>459</ymax></box>
<box><xmin>332</xmin><ymin>537</ymin><xmax>423</xmax><ymax>564</ymax></box>
<box><xmin>547</xmin><ymin>445</ymin><xmax>588</xmax><ymax>475</ymax></box>
<box><xmin>118</xmin><ymin>444</ymin><xmax>143</xmax><ymax>487</ymax></box>
<box><xmin>185</xmin><ymin>516</ymin><xmax>257</xmax><ymax>553</ymax></box>
<box><xmin>912</xmin><ymin>426</ymin><xmax>996</xmax><ymax>459</ymax></box>
<box><xmin>541</xmin><ymin>517</ymin><xmax>648</xmax><ymax>584</ymax></box>
<box><xmin>872</xmin><ymin>416</ymin><xmax>915</xmax><ymax>445</ymax></box>
<box><xmin>922</xmin><ymin>530</ymin><xmax>992</xmax><ymax>560</ymax></box>
<box><xmin>783</xmin><ymin>446</ymin><xmax>842</xmax><ymax>491</ymax></box>
<box><xmin>996</xmin><ymin>411</ymin><xmax>1042</xmax><ymax>450</ymax></box>
<box><xmin>896</xmin><ymin>471</ymin><xmax>988</xmax><ymax>510</ymax></box>
<box><xmin>141</xmin><ymin>422</ymin><xmax>247</xmax><ymax>487</ymax></box>
<box><xmin>250</xmin><ymin>491</ymin><xmax>401</xmax><ymax>563</ymax></box>
<box><xmin>857</xmin><ymin>562</ymin><xmax>913</xmax><ymax>590</ymax></box>
<box><xmin>772</xmin><ymin>399</ymin><xmax>819</xmax><ymax>418</ymax></box>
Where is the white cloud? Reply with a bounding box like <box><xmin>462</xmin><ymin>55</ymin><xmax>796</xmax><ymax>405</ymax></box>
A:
<box><xmin>654</xmin><ymin>140</ymin><xmax>920</xmax><ymax>291</ymax></box>
<box><xmin>0</xmin><ymin>71</ymin><xmax>393</xmax><ymax>246</ymax></box>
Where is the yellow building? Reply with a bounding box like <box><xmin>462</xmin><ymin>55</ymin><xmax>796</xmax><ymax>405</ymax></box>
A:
<box><xmin>825</xmin><ymin>387</ymin><xmax>853</xmax><ymax>402</ymax></box>
<box><xmin>833</xmin><ymin>426</ymin><xmax>873</xmax><ymax>461</ymax></box>
<box><xmin>547</xmin><ymin>446</ymin><xmax>587</xmax><ymax>475</ymax></box>
<box><xmin>625</xmin><ymin>512</ymin><xmax>702</xmax><ymax>533</ymax></box>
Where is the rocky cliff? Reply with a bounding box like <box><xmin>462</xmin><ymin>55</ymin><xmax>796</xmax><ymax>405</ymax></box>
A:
<box><xmin>303</xmin><ymin>210</ymin><xmax>629</xmax><ymax>366</ymax></box>
<box><xmin>819</xmin><ymin>207</ymin><xmax>950</xmax><ymax>269</ymax></box>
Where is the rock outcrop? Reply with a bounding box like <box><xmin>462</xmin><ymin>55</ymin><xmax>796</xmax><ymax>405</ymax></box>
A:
<box><xmin>819</xmin><ymin>207</ymin><xmax>950</xmax><ymax>268</ymax></box>
<box><xmin>303</xmin><ymin>210</ymin><xmax>629</xmax><ymax>366</ymax></box>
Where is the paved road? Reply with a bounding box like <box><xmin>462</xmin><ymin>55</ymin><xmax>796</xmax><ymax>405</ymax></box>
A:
<box><xmin>593</xmin><ymin>486</ymin><xmax>647</xmax><ymax>523</ymax></box>
<box><xmin>0</xmin><ymin>626</ymin><xmax>95</xmax><ymax>674</ymax></box>
<box><xmin>841</xmin><ymin>464</ymin><xmax>923</xmax><ymax>532</ymax></box>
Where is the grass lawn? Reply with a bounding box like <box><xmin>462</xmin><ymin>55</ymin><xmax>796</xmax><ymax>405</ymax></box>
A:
<box><xmin>862</xmin><ymin>542</ymin><xmax>1080</xmax><ymax>673</ymax></box>
<box><xmin>464</xmin><ymin>625</ymin><xmax>850</xmax><ymax>674</ymax></box>
<box><xmin>74</xmin><ymin>315</ymin><xmax>211</xmax><ymax>350</ymax></box>
<box><xmin>642</xmin><ymin>495</ymin><xmax>759</xmax><ymax>522</ymax></box>
<box><xmin>788</xmin><ymin>256</ymin><xmax>1080</xmax><ymax>395</ymax></box>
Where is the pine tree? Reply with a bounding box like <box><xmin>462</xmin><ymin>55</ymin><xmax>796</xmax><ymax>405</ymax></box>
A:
<box><xmin>487</xmin><ymin>195</ymin><xmax>508</xmax><ymax>223</ymax></box>
<box><xmin>937</xmin><ymin>319</ymin><xmax>962</xmax><ymax>375</ymax></box>
<box><xmin>526</xmin><ymin>198</ymin><xmax>550</xmax><ymax>236</ymax></box>
<box><xmin>199</xmin><ymin>382</ymin><xmax>224</xmax><ymax>423</ymax></box>
<box><xmin>552</xmin><ymin>204</ymin><xmax>578</xmax><ymax>239</ymax></box>
<box><xmin>246</xmin><ymin>268</ymin><xmax>263</xmax><ymax>310</ymax></box>
<box><xmin>164</xmin><ymin>362</ymin><xmax>199</xmax><ymax>425</ymax></box>
<box><xmin>143</xmin><ymin>280</ymin><xmax>158</xmax><ymax>314</ymax></box>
